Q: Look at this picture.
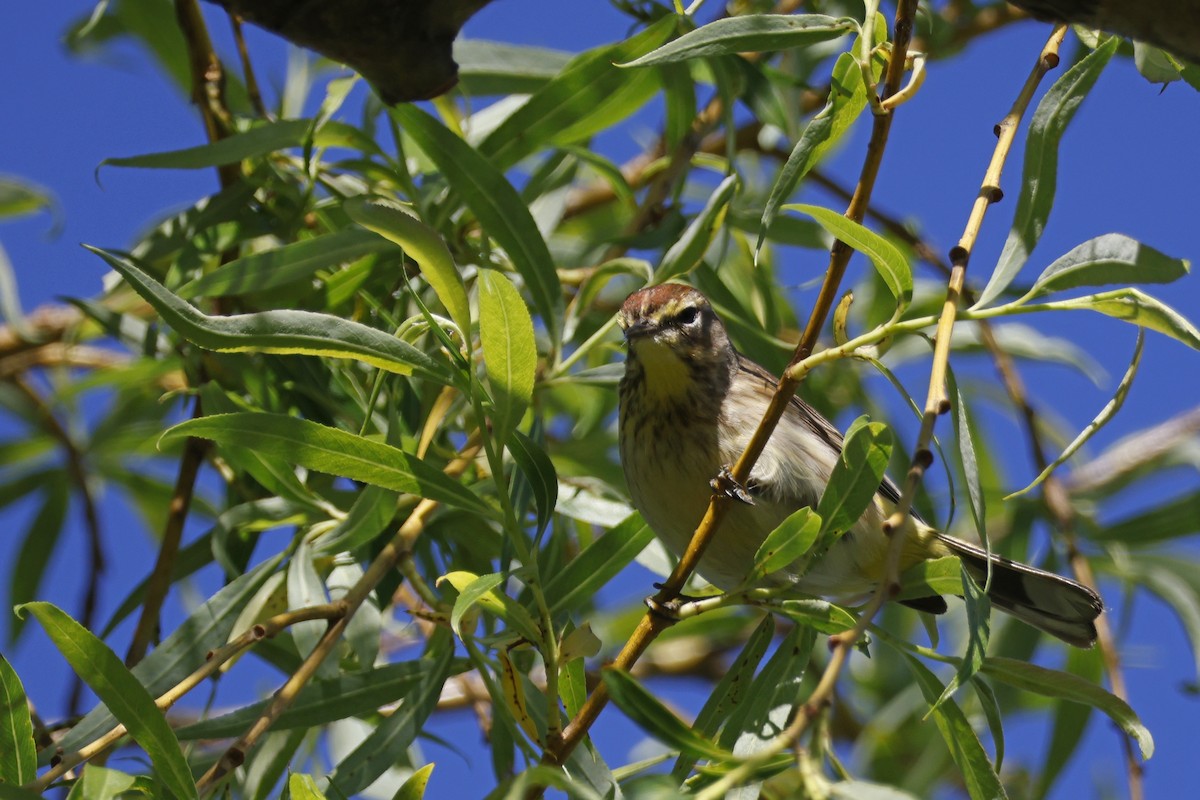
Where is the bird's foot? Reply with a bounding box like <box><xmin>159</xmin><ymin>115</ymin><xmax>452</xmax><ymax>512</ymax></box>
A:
<box><xmin>711</xmin><ymin>465</ymin><xmax>755</xmax><ymax>505</ymax></box>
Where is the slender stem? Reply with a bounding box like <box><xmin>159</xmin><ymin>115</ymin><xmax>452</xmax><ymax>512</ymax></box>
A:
<box><xmin>228</xmin><ymin>13</ymin><xmax>269</xmax><ymax>118</ymax></box>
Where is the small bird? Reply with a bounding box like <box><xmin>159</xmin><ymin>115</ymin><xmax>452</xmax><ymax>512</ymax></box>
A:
<box><xmin>617</xmin><ymin>283</ymin><xmax>1103</xmax><ymax>647</ymax></box>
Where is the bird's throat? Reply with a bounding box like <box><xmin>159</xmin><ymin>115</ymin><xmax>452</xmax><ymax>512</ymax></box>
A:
<box><xmin>630</xmin><ymin>340</ymin><xmax>693</xmax><ymax>404</ymax></box>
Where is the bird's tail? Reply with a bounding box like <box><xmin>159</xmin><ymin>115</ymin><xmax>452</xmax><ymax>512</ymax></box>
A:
<box><xmin>936</xmin><ymin>534</ymin><xmax>1103</xmax><ymax>648</ymax></box>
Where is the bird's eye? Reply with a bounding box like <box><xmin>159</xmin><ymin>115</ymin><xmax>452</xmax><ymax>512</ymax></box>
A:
<box><xmin>676</xmin><ymin>306</ymin><xmax>699</xmax><ymax>326</ymax></box>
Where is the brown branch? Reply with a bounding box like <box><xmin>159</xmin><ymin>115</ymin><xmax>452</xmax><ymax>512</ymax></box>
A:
<box><xmin>195</xmin><ymin>434</ymin><xmax>482</xmax><ymax>793</ymax></box>
<box><xmin>541</xmin><ymin>0</ymin><xmax>922</xmax><ymax>781</ymax></box>
<box><xmin>229</xmin><ymin>13</ymin><xmax>271</xmax><ymax>118</ymax></box>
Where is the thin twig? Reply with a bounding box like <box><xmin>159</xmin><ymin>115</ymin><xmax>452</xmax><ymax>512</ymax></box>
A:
<box><xmin>195</xmin><ymin>435</ymin><xmax>482</xmax><ymax>793</ymax></box>
<box><xmin>228</xmin><ymin>13</ymin><xmax>270</xmax><ymax>118</ymax></box>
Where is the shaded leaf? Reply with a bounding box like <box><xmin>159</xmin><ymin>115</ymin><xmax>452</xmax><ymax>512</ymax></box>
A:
<box><xmin>815</xmin><ymin>417</ymin><xmax>894</xmax><ymax>544</ymax></box>
<box><xmin>1025</xmin><ymin>233</ymin><xmax>1189</xmax><ymax>300</ymax></box>
<box><xmin>162</xmin><ymin>413</ymin><xmax>491</xmax><ymax>515</ymax></box>
<box><xmin>657</xmin><ymin>174</ymin><xmax>739</xmax><ymax>281</ymax></box>
<box><xmin>786</xmin><ymin>205</ymin><xmax>911</xmax><ymax>309</ymax></box>
<box><xmin>90</xmin><ymin>246</ymin><xmax>451</xmax><ymax>382</ymax></box>
<box><xmin>602</xmin><ymin>668</ymin><xmax>731</xmax><ymax>761</ymax></box>
<box><xmin>620</xmin><ymin>15</ymin><xmax>852</xmax><ymax>67</ymax></box>
<box><xmin>750</xmin><ymin>507</ymin><xmax>820</xmax><ymax>581</ymax></box>
<box><xmin>509</xmin><ymin>429</ymin><xmax>558</xmax><ymax>538</ymax></box>
<box><xmin>545</xmin><ymin>513</ymin><xmax>654</xmax><ymax>615</ymax></box>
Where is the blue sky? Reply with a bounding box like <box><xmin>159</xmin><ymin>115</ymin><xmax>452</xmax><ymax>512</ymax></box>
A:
<box><xmin>3</xmin><ymin>2</ymin><xmax>1199</xmax><ymax>797</ymax></box>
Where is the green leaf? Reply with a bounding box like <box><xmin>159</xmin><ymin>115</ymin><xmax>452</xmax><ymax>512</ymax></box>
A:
<box><xmin>478</xmin><ymin>269</ymin><xmax>538</xmax><ymax>446</ymax></box>
<box><xmin>8</xmin><ymin>477</ymin><xmax>69</xmax><ymax>644</ymax></box>
<box><xmin>0</xmin><ymin>785</ymin><xmax>44</xmax><ymax>800</ymax></box>
<box><xmin>970</xmin><ymin>676</ymin><xmax>1005</xmax><ymax>773</ymax></box>
<box><xmin>101</xmin><ymin>119</ymin><xmax>374</xmax><ymax>170</ymax></box>
<box><xmin>392</xmin><ymin>763</ymin><xmax>435</xmax><ymax>800</ymax></box>
<box><xmin>344</xmin><ymin>198</ymin><xmax>471</xmax><ymax>339</ymax></box>
<box><xmin>948</xmin><ymin>368</ymin><xmax>988</xmax><ymax>556</ymax></box>
<box><xmin>1092</xmin><ymin>490</ymin><xmax>1200</xmax><ymax>545</ymax></box>
<box><xmin>450</xmin><ymin>572</ymin><xmax>507</xmax><ymax>637</ymax></box>
<box><xmin>162</xmin><ymin>413</ymin><xmax>492</xmax><ymax>515</ymax></box>
<box><xmin>64</xmin><ymin>765</ymin><xmax>138</xmax><ymax>800</ymax></box>
<box><xmin>90</xmin><ymin>246</ymin><xmax>451</xmax><ymax>382</ymax></box>
<box><xmin>391</xmin><ymin>105</ymin><xmax>563</xmax><ymax>351</ymax></box>
<box><xmin>326</xmin><ymin>630</ymin><xmax>455</xmax><ymax>798</ymax></box>
<box><xmin>288</xmin><ymin>773</ymin><xmax>327</xmax><ymax>800</ymax></box>
<box><xmin>982</xmin><ymin>656</ymin><xmax>1154</xmax><ymax>758</ymax></box>
<box><xmin>545</xmin><ymin>513</ymin><xmax>654</xmax><ymax>615</ymax></box>
<box><xmin>777</xmin><ymin>599</ymin><xmax>858</xmax><ymax>634</ymax></box>
<box><xmin>176</xmin><ymin>659</ymin><xmax>458</xmax><ymax>739</ymax></box>
<box><xmin>439</xmin><ymin>571</ymin><xmax>541</xmax><ymax>644</ymax></box>
<box><xmin>602</xmin><ymin>668</ymin><xmax>731</xmax><ymax>761</ymax></box>
<box><xmin>509</xmin><ymin>429</ymin><xmax>558</xmax><ymax>537</ymax></box>
<box><xmin>17</xmin><ymin>603</ymin><xmax>197</xmax><ymax>800</ymax></box>
<box><xmin>180</xmin><ymin>228</ymin><xmax>396</xmax><ymax>300</ymax></box>
<box><xmin>1133</xmin><ymin>41</ymin><xmax>1181</xmax><ymax>85</ymax></box>
<box><xmin>815</xmin><ymin>417</ymin><xmax>894</xmax><ymax>542</ymax></box>
<box><xmin>478</xmin><ymin>16</ymin><xmax>677</xmax><ymax>169</ymax></box>
<box><xmin>750</xmin><ymin>507</ymin><xmax>820</xmax><ymax>580</ymax></box>
<box><xmin>454</xmin><ymin>39</ymin><xmax>573</xmax><ymax>95</ymax></box>
<box><xmin>785</xmin><ymin>205</ymin><xmax>912</xmax><ymax>309</ymax></box>
<box><xmin>317</xmin><ymin>485</ymin><xmax>398</xmax><ymax>554</ymax></box>
<box><xmin>243</xmin><ymin>730</ymin><xmax>306</xmax><ymax>800</ymax></box>
<box><xmin>51</xmin><ymin>556</ymin><xmax>281</xmax><ymax>762</ymax></box>
<box><xmin>927</xmin><ymin>565</ymin><xmax>990</xmax><ymax>714</ymax></box>
<box><xmin>973</xmin><ymin>37</ymin><xmax>1119</xmax><ymax>309</ymax></box>
<box><xmin>671</xmin><ymin>615</ymin><xmax>774</xmax><ymax>780</ymax></box>
<box><xmin>0</xmin><ymin>654</ymin><xmax>36</xmax><ymax>786</ymax></box>
<box><xmin>620</xmin><ymin>14</ymin><xmax>853</xmax><ymax>67</ymax></box>
<box><xmin>1025</xmin><ymin>233</ymin><xmax>1189</xmax><ymax>300</ymax></box>
<box><xmin>1053</xmin><ymin>288</ymin><xmax>1200</xmax><ymax>350</ymax></box>
<box><xmin>0</xmin><ymin>176</ymin><xmax>55</xmax><ymax>220</ymax></box>
<box><xmin>756</xmin><ymin>51</ymin><xmax>872</xmax><ymax>261</ymax></box>
<box><xmin>657</xmin><ymin>174</ymin><xmax>739</xmax><ymax>282</ymax></box>
<box><xmin>1006</xmin><ymin>331</ymin><xmax>1143</xmax><ymax>499</ymax></box>
<box><xmin>896</xmin><ymin>556</ymin><xmax>963</xmax><ymax>602</ymax></box>
<box><xmin>287</xmin><ymin>537</ymin><xmax>334</xmax><ymax>678</ymax></box>
<box><xmin>720</xmin><ymin>625</ymin><xmax>817</xmax><ymax>760</ymax></box>
<box><xmin>904</xmin><ymin>655</ymin><xmax>1007</xmax><ymax>800</ymax></box>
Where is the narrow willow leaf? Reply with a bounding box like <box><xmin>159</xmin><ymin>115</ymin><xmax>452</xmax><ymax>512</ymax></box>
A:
<box><xmin>90</xmin><ymin>246</ymin><xmax>451</xmax><ymax>382</ymax></box>
<box><xmin>454</xmin><ymin>39</ymin><xmax>573</xmax><ymax>95</ymax></box>
<box><xmin>0</xmin><ymin>176</ymin><xmax>55</xmax><ymax>220</ymax></box>
<box><xmin>750</xmin><ymin>507</ymin><xmax>820</xmax><ymax>580</ymax></box>
<box><xmin>1024</xmin><ymin>233</ymin><xmax>1189</xmax><ymax>300</ymax></box>
<box><xmin>63</xmin><ymin>765</ymin><xmax>138</xmax><ymax>800</ymax></box>
<box><xmin>829</xmin><ymin>782</ymin><xmax>923</xmax><ymax>800</ymax></box>
<box><xmin>439</xmin><ymin>572</ymin><xmax>541</xmax><ymax>644</ymax></box>
<box><xmin>509</xmin><ymin>429</ymin><xmax>558</xmax><ymax>537</ymax></box>
<box><xmin>896</xmin><ymin>556</ymin><xmax>962</xmax><ymax>602</ymax></box>
<box><xmin>8</xmin><ymin>477</ymin><xmax>69</xmax><ymax>645</ymax></box>
<box><xmin>904</xmin><ymin>655</ymin><xmax>1008</xmax><ymax>800</ymax></box>
<box><xmin>243</xmin><ymin>729</ymin><xmax>306</xmax><ymax>800</ymax></box>
<box><xmin>51</xmin><ymin>556</ymin><xmax>281</xmax><ymax>762</ymax></box>
<box><xmin>756</xmin><ymin>51</ymin><xmax>871</xmax><ymax>261</ymax></box>
<box><xmin>17</xmin><ymin>603</ymin><xmax>198</xmax><ymax>800</ymax></box>
<box><xmin>163</xmin><ymin>413</ymin><xmax>491</xmax><ymax>515</ymax></box>
<box><xmin>1053</xmin><ymin>287</ymin><xmax>1200</xmax><ymax>350</ymax></box>
<box><xmin>721</xmin><ymin>625</ymin><xmax>817</xmax><ymax>763</ymax></box>
<box><xmin>657</xmin><ymin>174</ymin><xmax>739</xmax><ymax>281</ymax></box>
<box><xmin>982</xmin><ymin>656</ymin><xmax>1154</xmax><ymax>758</ymax></box>
<box><xmin>970</xmin><ymin>676</ymin><xmax>1005</xmax><ymax>772</ymax></box>
<box><xmin>287</xmin><ymin>537</ymin><xmax>333</xmax><ymax>678</ymax></box>
<box><xmin>786</xmin><ymin>204</ymin><xmax>912</xmax><ymax>309</ymax></box>
<box><xmin>602</xmin><ymin>668</ymin><xmax>731</xmax><ymax>761</ymax></box>
<box><xmin>671</xmin><ymin>616</ymin><xmax>774</xmax><ymax>780</ymax></box>
<box><xmin>326</xmin><ymin>630</ymin><xmax>454</xmax><ymax>797</ymax></box>
<box><xmin>1092</xmin><ymin>490</ymin><xmax>1200</xmax><ymax>545</ymax></box>
<box><xmin>947</xmin><ymin>368</ymin><xmax>988</xmax><ymax>559</ymax></box>
<box><xmin>777</xmin><ymin>599</ymin><xmax>858</xmax><ymax>634</ymax></box>
<box><xmin>1033</xmin><ymin>647</ymin><xmax>1101</xmax><ymax>800</ymax></box>
<box><xmin>560</xmin><ymin>650</ymin><xmax>588</xmax><ymax>721</ymax></box>
<box><xmin>545</xmin><ymin>513</ymin><xmax>654</xmax><ymax>615</ymax></box>
<box><xmin>179</xmin><ymin>229</ymin><xmax>395</xmax><ymax>299</ymax></box>
<box><xmin>928</xmin><ymin>565</ymin><xmax>990</xmax><ymax>714</ymax></box>
<box><xmin>317</xmin><ymin>485</ymin><xmax>397</xmax><ymax>554</ymax></box>
<box><xmin>478</xmin><ymin>269</ymin><xmax>537</xmax><ymax>447</ymax></box>
<box><xmin>1113</xmin><ymin>562</ymin><xmax>1200</xmax><ymax>684</ymax></box>
<box><xmin>101</xmin><ymin>119</ymin><xmax>374</xmax><ymax>170</ymax></box>
<box><xmin>344</xmin><ymin>198</ymin><xmax>471</xmax><ymax>339</ymax></box>
<box><xmin>816</xmin><ymin>417</ymin><xmax>894</xmax><ymax>541</ymax></box>
<box><xmin>479</xmin><ymin>16</ymin><xmax>676</xmax><ymax>169</ymax></box>
<box><xmin>973</xmin><ymin>37</ymin><xmax>1120</xmax><ymax>309</ymax></box>
<box><xmin>177</xmin><ymin>659</ymin><xmax>459</xmax><ymax>739</ymax></box>
<box><xmin>391</xmin><ymin>105</ymin><xmax>563</xmax><ymax>350</ymax></box>
<box><xmin>288</xmin><ymin>774</ymin><xmax>326</xmax><ymax>800</ymax></box>
<box><xmin>392</xmin><ymin>763</ymin><xmax>435</xmax><ymax>800</ymax></box>
<box><xmin>1006</xmin><ymin>330</ymin><xmax>1143</xmax><ymax>499</ymax></box>
<box><xmin>497</xmin><ymin>648</ymin><xmax>540</xmax><ymax>743</ymax></box>
<box><xmin>450</xmin><ymin>572</ymin><xmax>507</xmax><ymax>637</ymax></box>
<box><xmin>0</xmin><ymin>654</ymin><xmax>36</xmax><ymax>786</ymax></box>
<box><xmin>620</xmin><ymin>14</ymin><xmax>852</xmax><ymax>67</ymax></box>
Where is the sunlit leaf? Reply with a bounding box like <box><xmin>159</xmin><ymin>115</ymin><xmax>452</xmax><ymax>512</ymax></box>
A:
<box><xmin>0</xmin><ymin>654</ymin><xmax>36</xmax><ymax>786</ymax></box>
<box><xmin>478</xmin><ymin>269</ymin><xmax>537</xmax><ymax>446</ymax></box>
<box><xmin>1024</xmin><ymin>233</ymin><xmax>1189</xmax><ymax>301</ymax></box>
<box><xmin>602</xmin><ymin>668</ymin><xmax>732</xmax><ymax>761</ymax></box>
<box><xmin>620</xmin><ymin>14</ymin><xmax>853</xmax><ymax>67</ymax></box>
<box><xmin>785</xmin><ymin>205</ymin><xmax>912</xmax><ymax>309</ymax></box>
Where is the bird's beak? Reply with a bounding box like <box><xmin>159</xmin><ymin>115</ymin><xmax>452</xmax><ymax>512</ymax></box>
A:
<box><xmin>621</xmin><ymin>320</ymin><xmax>654</xmax><ymax>342</ymax></box>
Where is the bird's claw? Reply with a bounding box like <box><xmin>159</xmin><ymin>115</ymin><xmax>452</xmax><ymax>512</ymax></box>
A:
<box><xmin>711</xmin><ymin>465</ymin><xmax>755</xmax><ymax>505</ymax></box>
<box><xmin>644</xmin><ymin>594</ymin><xmax>684</xmax><ymax>620</ymax></box>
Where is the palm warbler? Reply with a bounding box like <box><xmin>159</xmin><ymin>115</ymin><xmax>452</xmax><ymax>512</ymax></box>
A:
<box><xmin>617</xmin><ymin>283</ymin><xmax>1102</xmax><ymax>647</ymax></box>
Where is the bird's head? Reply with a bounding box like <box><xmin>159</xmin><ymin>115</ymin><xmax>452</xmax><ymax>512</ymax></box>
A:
<box><xmin>617</xmin><ymin>284</ymin><xmax>734</xmax><ymax>393</ymax></box>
